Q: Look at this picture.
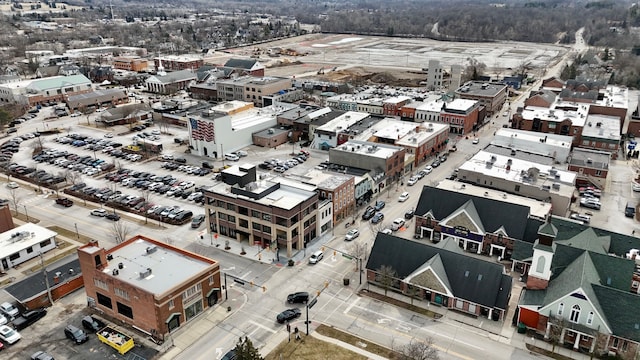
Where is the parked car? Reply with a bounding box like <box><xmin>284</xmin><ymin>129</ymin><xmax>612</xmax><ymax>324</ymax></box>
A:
<box><xmin>472</xmin><ymin>138</ymin><xmax>479</xmax><ymax>144</ymax></box>
<box><xmin>0</xmin><ymin>302</ymin><xmax>19</xmax><ymax>318</ymax></box>
<box><xmin>374</xmin><ymin>200</ymin><xmax>385</xmax><ymax>211</ymax></box>
<box><xmin>431</xmin><ymin>159</ymin><xmax>441</xmax><ymax>168</ymax></box>
<box><xmin>579</xmin><ymin>198</ymin><xmax>601</xmax><ymax>210</ymax></box>
<box><xmin>235</xmin><ymin>150</ymin><xmax>248</xmax><ymax>157</ymax></box>
<box><xmin>0</xmin><ymin>325</ymin><xmax>20</xmax><ymax>344</ymax></box>
<box><xmin>398</xmin><ymin>192</ymin><xmax>410</xmax><ymax>202</ymax></box>
<box><xmin>371</xmin><ymin>212</ymin><xmax>384</xmax><ymax>224</ymax></box>
<box><xmin>286</xmin><ymin>292</ymin><xmax>309</xmax><ymax>304</ymax></box>
<box><xmin>30</xmin><ymin>351</ymin><xmax>54</xmax><ymax>360</ymax></box>
<box><xmin>81</xmin><ymin>315</ymin><xmax>105</xmax><ymax>333</ymax></box>
<box><xmin>225</xmin><ymin>153</ymin><xmax>240</xmax><ymax>161</ymax></box>
<box><xmin>309</xmin><ymin>250</ymin><xmax>324</xmax><ymax>264</ymax></box>
<box><xmin>345</xmin><ymin>229</ymin><xmax>360</xmax><ymax>241</ymax></box>
<box><xmin>0</xmin><ymin>313</ymin><xmax>6</xmax><ymax>326</ymax></box>
<box><xmin>64</xmin><ymin>324</ymin><xmax>88</xmax><ymax>344</ymax></box>
<box><xmin>6</xmin><ymin>182</ymin><xmax>18</xmax><ymax>189</ymax></box>
<box><xmin>105</xmin><ymin>213</ymin><xmax>120</xmax><ymax>221</ymax></box>
<box><xmin>191</xmin><ymin>214</ymin><xmax>206</xmax><ymax>228</ymax></box>
<box><xmin>55</xmin><ymin>198</ymin><xmax>73</xmax><ymax>207</ymax></box>
<box><xmin>221</xmin><ymin>349</ymin><xmax>238</xmax><ymax>360</ymax></box>
<box><xmin>407</xmin><ymin>176</ymin><xmax>419</xmax><ymax>186</ymax></box>
<box><xmin>276</xmin><ymin>308</ymin><xmax>302</xmax><ymax>324</ymax></box>
<box><xmin>381</xmin><ymin>228</ymin><xmax>393</xmax><ymax>235</ymax></box>
<box><xmin>12</xmin><ymin>308</ymin><xmax>47</xmax><ymax>330</ymax></box>
<box><xmin>391</xmin><ymin>218</ymin><xmax>406</xmax><ymax>231</ymax></box>
<box><xmin>570</xmin><ymin>213</ymin><xmax>591</xmax><ymax>224</ymax></box>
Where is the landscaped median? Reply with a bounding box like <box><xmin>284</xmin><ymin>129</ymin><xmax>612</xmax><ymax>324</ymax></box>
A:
<box><xmin>265</xmin><ymin>324</ymin><xmax>400</xmax><ymax>360</ymax></box>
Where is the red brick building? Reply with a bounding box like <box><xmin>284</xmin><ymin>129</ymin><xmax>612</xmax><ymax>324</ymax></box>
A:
<box><xmin>77</xmin><ymin>236</ymin><xmax>221</xmax><ymax>337</ymax></box>
<box><xmin>383</xmin><ymin>96</ymin><xmax>412</xmax><ymax>116</ymax></box>
<box><xmin>154</xmin><ymin>56</ymin><xmax>204</xmax><ymax>71</ymax></box>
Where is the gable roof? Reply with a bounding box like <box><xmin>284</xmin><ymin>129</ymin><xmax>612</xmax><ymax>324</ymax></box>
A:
<box><xmin>555</xmin><ymin>227</ymin><xmax>610</xmax><ymax>254</ymax></box>
<box><xmin>147</xmin><ymin>69</ymin><xmax>197</xmax><ymax>85</ymax></box>
<box><xmin>549</xmin><ymin>216</ymin><xmax>640</xmax><ymax>257</ymax></box>
<box><xmin>592</xmin><ymin>285</ymin><xmax>640</xmax><ymax>343</ymax></box>
<box><xmin>367</xmin><ymin>233</ymin><xmax>512</xmax><ymax>309</ymax></box>
<box><xmin>404</xmin><ymin>254</ymin><xmax>452</xmax><ymax>296</ymax></box>
<box><xmin>224</xmin><ymin>58</ymin><xmax>258</xmax><ymax>70</ymax></box>
<box><xmin>415</xmin><ymin>186</ymin><xmax>532</xmax><ymax>238</ymax></box>
<box><xmin>440</xmin><ymin>200</ymin><xmax>486</xmax><ymax>234</ymax></box>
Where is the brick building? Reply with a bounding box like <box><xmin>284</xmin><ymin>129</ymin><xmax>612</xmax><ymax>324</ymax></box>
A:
<box><xmin>382</xmin><ymin>96</ymin><xmax>412</xmax><ymax>116</ymax></box>
<box><xmin>77</xmin><ymin>236</ymin><xmax>221</xmax><ymax>337</ymax></box>
<box><xmin>203</xmin><ymin>165</ymin><xmax>319</xmax><ymax>257</ymax></box>
<box><xmin>113</xmin><ymin>57</ymin><xmax>148</xmax><ymax>72</ymax></box>
<box><xmin>299</xmin><ymin>170</ymin><xmax>355</xmax><ymax>223</ymax></box>
<box><xmin>153</xmin><ymin>56</ymin><xmax>203</xmax><ymax>71</ymax></box>
<box><xmin>440</xmin><ymin>99</ymin><xmax>480</xmax><ymax>135</ymax></box>
<box><xmin>455</xmin><ymin>81</ymin><xmax>507</xmax><ymax>115</ymax></box>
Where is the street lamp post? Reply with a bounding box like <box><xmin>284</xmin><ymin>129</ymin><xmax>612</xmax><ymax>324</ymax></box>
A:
<box><xmin>23</xmin><ymin>205</ymin><xmax>29</xmax><ymax>222</ymax></box>
<box><xmin>74</xmin><ymin>223</ymin><xmax>79</xmax><ymax>239</ymax></box>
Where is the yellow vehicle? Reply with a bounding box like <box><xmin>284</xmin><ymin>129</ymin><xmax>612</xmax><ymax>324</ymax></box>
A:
<box><xmin>97</xmin><ymin>326</ymin><xmax>134</xmax><ymax>355</ymax></box>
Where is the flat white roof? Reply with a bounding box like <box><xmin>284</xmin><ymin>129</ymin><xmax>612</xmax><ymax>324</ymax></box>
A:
<box><xmin>459</xmin><ymin>150</ymin><xmax>576</xmax><ymax>191</ymax></box>
<box><xmin>383</xmin><ymin>95</ymin><xmax>412</xmax><ymax>104</ymax></box>
<box><xmin>395</xmin><ymin>122</ymin><xmax>449</xmax><ymax>147</ymax></box>
<box><xmin>444</xmin><ymin>98</ymin><xmax>477</xmax><ymax>111</ymax></box>
<box><xmin>211</xmin><ymin>176</ymin><xmax>317</xmax><ymax>210</ymax></box>
<box><xmin>581</xmin><ymin>114</ymin><xmax>621</xmax><ymax>141</ymax></box>
<box><xmin>105</xmin><ymin>237</ymin><xmax>212</xmax><ymax>295</ymax></box>
<box><xmin>228</xmin><ymin>107</ymin><xmax>280</xmax><ymax>131</ymax></box>
<box><xmin>437</xmin><ymin>179</ymin><xmax>552</xmax><ymax>221</ymax></box>
<box><xmin>416</xmin><ymin>99</ymin><xmax>445</xmax><ymax>113</ymax></box>
<box><xmin>333</xmin><ymin>140</ymin><xmax>402</xmax><ymax>159</ymax></box>
<box><xmin>368</xmin><ymin>118</ymin><xmax>417</xmax><ymax>140</ymax></box>
<box><xmin>210</xmin><ymin>100</ymin><xmax>253</xmax><ymax>113</ymax></box>
<box><xmin>520</xmin><ymin>105</ymin><xmax>589</xmax><ymax>127</ymax></box>
<box><xmin>597</xmin><ymin>85</ymin><xmax>628</xmax><ymax>109</ymax></box>
<box><xmin>315</xmin><ymin>111</ymin><xmax>369</xmax><ymax>133</ymax></box>
<box><xmin>492</xmin><ymin>128</ymin><xmax>573</xmax><ymax>157</ymax></box>
<box><xmin>0</xmin><ymin>223</ymin><xmax>57</xmax><ymax>257</ymax></box>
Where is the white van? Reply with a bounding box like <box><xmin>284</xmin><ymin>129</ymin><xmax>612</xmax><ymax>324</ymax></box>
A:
<box><xmin>225</xmin><ymin>153</ymin><xmax>240</xmax><ymax>161</ymax></box>
<box><xmin>309</xmin><ymin>250</ymin><xmax>324</xmax><ymax>264</ymax></box>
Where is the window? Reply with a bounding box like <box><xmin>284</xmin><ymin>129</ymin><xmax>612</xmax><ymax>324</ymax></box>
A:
<box><xmin>209</xmin><ymin>275</ymin><xmax>215</xmax><ymax>285</ymax></box>
<box><xmin>586</xmin><ymin>311</ymin><xmax>594</xmax><ymax>325</ymax></box>
<box><xmin>9</xmin><ymin>253</ymin><xmax>19</xmax><ymax>261</ymax></box>
<box><xmin>40</xmin><ymin>239</ymin><xmax>52</xmax><ymax>247</ymax></box>
<box><xmin>239</xmin><ymin>219</ymin><xmax>248</xmax><ymax>228</ymax></box>
<box><xmin>262</xmin><ymin>213</ymin><xmax>271</xmax><ymax>221</ymax></box>
<box><xmin>226</xmin><ymin>203</ymin><xmax>235</xmax><ymax>211</ymax></box>
<box><xmin>96</xmin><ymin>292</ymin><xmax>113</xmax><ymax>309</ymax></box>
<box><xmin>557</xmin><ymin>303</ymin><xmax>564</xmax><ymax>316</ymax></box>
<box><xmin>216</xmin><ymin>200</ymin><xmax>225</xmax><ymax>208</ymax></box>
<box><xmin>227</xmin><ymin>215</ymin><xmax>236</xmax><ymax>223</ymax></box>
<box><xmin>251</xmin><ymin>210</ymin><xmax>261</xmax><ymax>218</ymax></box>
<box><xmin>169</xmin><ymin>299</ymin><xmax>175</xmax><ymax>309</ymax></box>
<box><xmin>218</xmin><ymin>213</ymin><xmax>227</xmax><ymax>220</ymax></box>
<box><xmin>570</xmin><ymin>304</ymin><xmax>581</xmax><ymax>323</ymax></box>
<box><xmin>94</xmin><ymin>278</ymin><xmax>109</xmax><ymax>291</ymax></box>
<box><xmin>262</xmin><ymin>225</ymin><xmax>271</xmax><ymax>234</ymax></box>
<box><xmin>252</xmin><ymin>222</ymin><xmax>261</xmax><ymax>230</ymax></box>
<box><xmin>117</xmin><ymin>302</ymin><xmax>133</xmax><ymax>319</ymax></box>
<box><xmin>238</xmin><ymin>207</ymin><xmax>248</xmax><ymax>216</ymax></box>
<box><xmin>115</xmin><ymin>288</ymin><xmax>129</xmax><ymax>301</ymax></box>
<box><xmin>535</xmin><ymin>256</ymin><xmax>546</xmax><ymax>273</ymax></box>
<box><xmin>183</xmin><ymin>283</ymin><xmax>202</xmax><ymax>300</ymax></box>
<box><xmin>26</xmin><ymin>246</ymin><xmax>33</xmax><ymax>254</ymax></box>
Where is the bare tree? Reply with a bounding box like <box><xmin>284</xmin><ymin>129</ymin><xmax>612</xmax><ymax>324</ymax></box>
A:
<box><xmin>138</xmin><ymin>189</ymin><xmax>154</xmax><ymax>224</ymax></box>
<box><xmin>548</xmin><ymin>316</ymin><xmax>567</xmax><ymax>353</ymax></box>
<box><xmin>377</xmin><ymin>265</ymin><xmax>397</xmax><ymax>296</ymax></box>
<box><xmin>110</xmin><ymin>220</ymin><xmax>131</xmax><ymax>244</ymax></box>
<box><xmin>405</xmin><ymin>283</ymin><xmax>420</xmax><ymax>305</ymax></box>
<box><xmin>8</xmin><ymin>187</ymin><xmax>22</xmax><ymax>216</ymax></box>
<box><xmin>396</xmin><ymin>337</ymin><xmax>440</xmax><ymax>360</ymax></box>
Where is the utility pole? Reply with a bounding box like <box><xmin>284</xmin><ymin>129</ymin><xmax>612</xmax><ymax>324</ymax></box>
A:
<box><xmin>39</xmin><ymin>252</ymin><xmax>53</xmax><ymax>305</ymax></box>
<box><xmin>306</xmin><ymin>280</ymin><xmax>329</xmax><ymax>335</ymax></box>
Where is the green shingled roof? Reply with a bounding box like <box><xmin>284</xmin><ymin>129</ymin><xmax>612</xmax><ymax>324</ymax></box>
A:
<box><xmin>592</xmin><ymin>285</ymin><xmax>640</xmax><ymax>343</ymax></box>
<box><xmin>29</xmin><ymin>74</ymin><xmax>91</xmax><ymax>91</ymax></box>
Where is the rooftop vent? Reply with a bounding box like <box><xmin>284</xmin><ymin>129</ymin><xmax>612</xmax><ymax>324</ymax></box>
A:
<box><xmin>146</xmin><ymin>246</ymin><xmax>157</xmax><ymax>254</ymax></box>
<box><xmin>552</xmin><ymin>183</ymin><xmax>561</xmax><ymax>190</ymax></box>
<box><xmin>586</xmin><ymin>158</ymin><xmax>593</xmax><ymax>164</ymax></box>
<box><xmin>118</xmin><ymin>262</ymin><xmax>124</xmax><ymax>269</ymax></box>
<box><xmin>112</xmin><ymin>269</ymin><xmax>119</xmax><ymax>276</ymax></box>
<box><xmin>106</xmin><ymin>254</ymin><xmax>113</xmax><ymax>261</ymax></box>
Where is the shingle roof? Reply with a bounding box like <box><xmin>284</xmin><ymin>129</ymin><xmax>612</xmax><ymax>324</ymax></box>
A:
<box><xmin>415</xmin><ymin>186</ymin><xmax>532</xmax><ymax>238</ymax></box>
<box><xmin>367</xmin><ymin>233</ymin><xmax>512</xmax><ymax>309</ymax></box>
<box><xmin>224</xmin><ymin>58</ymin><xmax>258</xmax><ymax>70</ymax></box>
<box><xmin>550</xmin><ymin>216</ymin><xmax>640</xmax><ymax>257</ymax></box>
<box><xmin>555</xmin><ymin>227</ymin><xmax>610</xmax><ymax>254</ymax></box>
<box><xmin>592</xmin><ymin>285</ymin><xmax>640</xmax><ymax>342</ymax></box>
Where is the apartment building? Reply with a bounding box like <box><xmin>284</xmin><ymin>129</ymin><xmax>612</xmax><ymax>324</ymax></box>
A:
<box><xmin>203</xmin><ymin>165</ymin><xmax>319</xmax><ymax>257</ymax></box>
<box><xmin>78</xmin><ymin>236</ymin><xmax>221</xmax><ymax>337</ymax></box>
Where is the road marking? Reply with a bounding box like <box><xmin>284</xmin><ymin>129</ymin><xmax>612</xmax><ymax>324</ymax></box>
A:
<box><xmin>241</xmin><ymin>271</ymin><xmax>252</xmax><ymax>278</ymax></box>
<box><xmin>222</xmin><ymin>266</ymin><xmax>236</xmax><ymax>271</ymax></box>
<box><xmin>248</xmin><ymin>320</ymin><xmax>277</xmax><ymax>334</ymax></box>
<box><xmin>377</xmin><ymin>318</ymin><xmax>390</xmax><ymax>324</ymax></box>
<box><xmin>343</xmin><ymin>297</ymin><xmax>360</xmax><ymax>314</ymax></box>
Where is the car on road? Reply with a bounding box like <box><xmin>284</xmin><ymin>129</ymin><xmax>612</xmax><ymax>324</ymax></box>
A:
<box><xmin>371</xmin><ymin>212</ymin><xmax>384</xmax><ymax>224</ymax></box>
<box><xmin>55</xmin><ymin>198</ymin><xmax>73</xmax><ymax>207</ymax></box>
<box><xmin>398</xmin><ymin>192</ymin><xmax>410</xmax><ymax>202</ymax></box>
<box><xmin>191</xmin><ymin>214</ymin><xmax>206</xmax><ymax>228</ymax></box>
<box><xmin>424</xmin><ymin>166</ymin><xmax>433</xmax><ymax>174</ymax></box>
<box><xmin>405</xmin><ymin>208</ymin><xmax>415</xmax><ymax>219</ymax></box>
<box><xmin>345</xmin><ymin>229</ymin><xmax>359</xmax><ymax>241</ymax></box>
<box><xmin>374</xmin><ymin>200</ymin><xmax>385</xmax><ymax>211</ymax></box>
<box><xmin>225</xmin><ymin>153</ymin><xmax>240</xmax><ymax>161</ymax></box>
<box><xmin>286</xmin><ymin>292</ymin><xmax>309</xmax><ymax>304</ymax></box>
<box><xmin>391</xmin><ymin>218</ymin><xmax>405</xmax><ymax>231</ymax></box>
<box><xmin>90</xmin><ymin>208</ymin><xmax>107</xmax><ymax>217</ymax></box>
<box><xmin>0</xmin><ymin>325</ymin><xmax>20</xmax><ymax>344</ymax></box>
<box><xmin>431</xmin><ymin>159</ymin><xmax>441</xmax><ymax>168</ymax></box>
<box><xmin>105</xmin><ymin>213</ymin><xmax>120</xmax><ymax>221</ymax></box>
<box><xmin>362</xmin><ymin>206</ymin><xmax>376</xmax><ymax>220</ymax></box>
<box><xmin>6</xmin><ymin>182</ymin><xmax>18</xmax><ymax>189</ymax></box>
<box><xmin>81</xmin><ymin>315</ymin><xmax>106</xmax><ymax>333</ymax></box>
<box><xmin>472</xmin><ymin>138</ymin><xmax>479</xmax><ymax>144</ymax></box>
<box><xmin>12</xmin><ymin>308</ymin><xmax>47</xmax><ymax>330</ymax></box>
<box><xmin>381</xmin><ymin>228</ymin><xmax>393</xmax><ymax>235</ymax></box>
<box><xmin>0</xmin><ymin>302</ymin><xmax>19</xmax><ymax>318</ymax></box>
<box><xmin>407</xmin><ymin>176</ymin><xmax>419</xmax><ymax>186</ymax></box>
<box><xmin>235</xmin><ymin>150</ymin><xmax>248</xmax><ymax>157</ymax></box>
<box><xmin>221</xmin><ymin>349</ymin><xmax>238</xmax><ymax>360</ymax></box>
<box><xmin>276</xmin><ymin>308</ymin><xmax>302</xmax><ymax>323</ymax></box>
<box><xmin>309</xmin><ymin>250</ymin><xmax>324</xmax><ymax>264</ymax></box>
<box><xmin>64</xmin><ymin>324</ymin><xmax>88</xmax><ymax>344</ymax></box>
<box><xmin>30</xmin><ymin>351</ymin><xmax>54</xmax><ymax>360</ymax></box>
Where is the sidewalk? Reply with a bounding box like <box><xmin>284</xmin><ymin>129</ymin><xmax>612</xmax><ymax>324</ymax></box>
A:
<box><xmin>311</xmin><ymin>331</ymin><xmax>389</xmax><ymax>360</ymax></box>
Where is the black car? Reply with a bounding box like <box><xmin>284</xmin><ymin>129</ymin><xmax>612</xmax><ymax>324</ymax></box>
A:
<box><xmin>374</xmin><ymin>200</ymin><xmax>385</xmax><ymax>211</ymax></box>
<box><xmin>105</xmin><ymin>213</ymin><xmax>120</xmax><ymax>221</ymax></box>
<box><xmin>404</xmin><ymin>209</ymin><xmax>415</xmax><ymax>219</ymax></box>
<box><xmin>371</xmin><ymin>212</ymin><xmax>384</xmax><ymax>224</ymax></box>
<box><xmin>286</xmin><ymin>292</ymin><xmax>309</xmax><ymax>304</ymax></box>
<box><xmin>276</xmin><ymin>308</ymin><xmax>302</xmax><ymax>323</ymax></box>
<box><xmin>202</xmin><ymin>162</ymin><xmax>213</xmax><ymax>169</ymax></box>
<box><xmin>81</xmin><ymin>315</ymin><xmax>105</xmax><ymax>333</ymax></box>
<box><xmin>191</xmin><ymin>214</ymin><xmax>206</xmax><ymax>228</ymax></box>
<box><xmin>64</xmin><ymin>324</ymin><xmax>88</xmax><ymax>344</ymax></box>
<box><xmin>12</xmin><ymin>308</ymin><xmax>47</xmax><ymax>330</ymax></box>
<box><xmin>55</xmin><ymin>198</ymin><xmax>73</xmax><ymax>207</ymax></box>
<box><xmin>221</xmin><ymin>349</ymin><xmax>238</xmax><ymax>360</ymax></box>
<box><xmin>362</xmin><ymin>206</ymin><xmax>376</xmax><ymax>220</ymax></box>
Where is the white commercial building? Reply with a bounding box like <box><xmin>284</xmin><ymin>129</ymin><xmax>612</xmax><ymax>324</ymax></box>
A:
<box><xmin>0</xmin><ymin>223</ymin><xmax>58</xmax><ymax>271</ymax></box>
<box><xmin>492</xmin><ymin>128</ymin><xmax>573</xmax><ymax>163</ymax></box>
<box><xmin>312</xmin><ymin>111</ymin><xmax>370</xmax><ymax>150</ymax></box>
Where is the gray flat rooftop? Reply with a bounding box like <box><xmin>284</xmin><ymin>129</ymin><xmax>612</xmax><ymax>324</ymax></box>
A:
<box><xmin>105</xmin><ymin>238</ymin><xmax>212</xmax><ymax>295</ymax></box>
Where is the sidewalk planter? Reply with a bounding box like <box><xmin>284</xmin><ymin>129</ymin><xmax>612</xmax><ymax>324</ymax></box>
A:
<box><xmin>287</xmin><ymin>259</ymin><xmax>294</xmax><ymax>267</ymax></box>
<box><xmin>343</xmin><ymin>278</ymin><xmax>350</xmax><ymax>286</ymax></box>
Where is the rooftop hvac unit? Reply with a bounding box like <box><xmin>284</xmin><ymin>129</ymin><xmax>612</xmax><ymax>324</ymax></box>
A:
<box><xmin>106</xmin><ymin>254</ymin><xmax>113</xmax><ymax>261</ymax></box>
<box><xmin>268</xmin><ymin>128</ymin><xmax>275</xmax><ymax>134</ymax></box>
<box><xmin>542</xmin><ymin>185</ymin><xmax>551</xmax><ymax>191</ymax></box>
<box><xmin>146</xmin><ymin>245</ymin><xmax>157</xmax><ymax>254</ymax></box>
<box><xmin>586</xmin><ymin>158</ymin><xmax>593</xmax><ymax>164</ymax></box>
<box><xmin>552</xmin><ymin>183</ymin><xmax>561</xmax><ymax>190</ymax></box>
<box><xmin>484</xmin><ymin>191</ymin><xmax>489</xmax><ymax>197</ymax></box>
<box><xmin>112</xmin><ymin>269</ymin><xmax>119</xmax><ymax>276</ymax></box>
<box><xmin>118</xmin><ymin>262</ymin><xmax>124</xmax><ymax>269</ymax></box>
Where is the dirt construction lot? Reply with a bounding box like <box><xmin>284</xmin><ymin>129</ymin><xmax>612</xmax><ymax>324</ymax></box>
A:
<box><xmin>218</xmin><ymin>33</ymin><xmax>568</xmax><ymax>83</ymax></box>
